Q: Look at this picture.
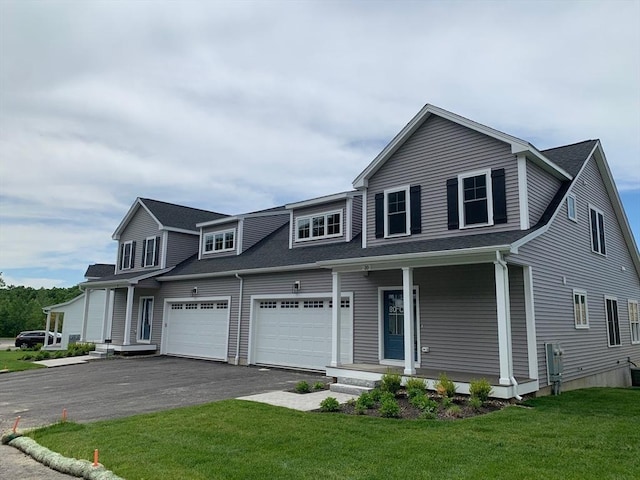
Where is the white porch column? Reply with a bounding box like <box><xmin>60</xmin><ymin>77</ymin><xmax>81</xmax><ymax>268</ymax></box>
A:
<box><xmin>402</xmin><ymin>267</ymin><xmax>416</xmax><ymax>376</ymax></box>
<box><xmin>44</xmin><ymin>311</ymin><xmax>52</xmax><ymax>347</ymax></box>
<box><xmin>102</xmin><ymin>288</ymin><xmax>112</xmax><ymax>342</ymax></box>
<box><xmin>81</xmin><ymin>289</ymin><xmax>91</xmax><ymax>342</ymax></box>
<box><xmin>523</xmin><ymin>266</ymin><xmax>538</xmax><ymax>380</ymax></box>
<box><xmin>124</xmin><ymin>286</ymin><xmax>134</xmax><ymax>345</ymax></box>
<box><xmin>53</xmin><ymin>312</ymin><xmax>60</xmax><ymax>339</ymax></box>
<box><xmin>494</xmin><ymin>256</ymin><xmax>513</xmax><ymax>385</ymax></box>
<box><xmin>330</xmin><ymin>271</ymin><xmax>342</xmax><ymax>367</ymax></box>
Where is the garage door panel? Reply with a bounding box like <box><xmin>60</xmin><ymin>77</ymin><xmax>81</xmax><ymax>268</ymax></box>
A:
<box><xmin>166</xmin><ymin>301</ymin><xmax>229</xmax><ymax>360</ymax></box>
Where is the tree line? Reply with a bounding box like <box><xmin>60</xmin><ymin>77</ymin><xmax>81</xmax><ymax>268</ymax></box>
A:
<box><xmin>0</xmin><ymin>273</ymin><xmax>82</xmax><ymax>337</ymax></box>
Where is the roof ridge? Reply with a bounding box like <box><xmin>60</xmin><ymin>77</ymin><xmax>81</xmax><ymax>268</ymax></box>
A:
<box><xmin>139</xmin><ymin>197</ymin><xmax>228</xmax><ymax>216</ymax></box>
<box><xmin>541</xmin><ymin>139</ymin><xmax>598</xmax><ymax>153</ymax></box>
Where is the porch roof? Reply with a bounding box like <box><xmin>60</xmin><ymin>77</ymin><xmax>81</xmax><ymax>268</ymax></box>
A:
<box><xmin>79</xmin><ymin>267</ymin><xmax>173</xmax><ymax>289</ymax></box>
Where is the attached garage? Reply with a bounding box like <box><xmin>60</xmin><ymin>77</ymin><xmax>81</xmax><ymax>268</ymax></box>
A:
<box><xmin>250</xmin><ymin>295</ymin><xmax>353</xmax><ymax>370</ymax></box>
<box><xmin>163</xmin><ymin>298</ymin><xmax>230</xmax><ymax>360</ymax></box>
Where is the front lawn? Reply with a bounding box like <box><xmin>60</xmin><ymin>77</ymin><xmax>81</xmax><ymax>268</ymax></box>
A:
<box><xmin>0</xmin><ymin>349</ymin><xmax>45</xmax><ymax>372</ymax></box>
<box><xmin>29</xmin><ymin>388</ymin><xmax>639</xmax><ymax>480</ymax></box>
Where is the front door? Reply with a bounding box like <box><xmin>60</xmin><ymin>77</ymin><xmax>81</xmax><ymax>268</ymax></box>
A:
<box><xmin>383</xmin><ymin>289</ymin><xmax>417</xmax><ymax>361</ymax></box>
<box><xmin>139</xmin><ymin>297</ymin><xmax>153</xmax><ymax>342</ymax></box>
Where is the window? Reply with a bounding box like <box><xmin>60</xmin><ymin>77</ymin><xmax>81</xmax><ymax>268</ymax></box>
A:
<box><xmin>629</xmin><ymin>300</ymin><xmax>639</xmax><ymax>344</ymax></box>
<box><xmin>119</xmin><ymin>241</ymin><xmax>135</xmax><ymax>270</ymax></box>
<box><xmin>573</xmin><ymin>290</ymin><xmax>588</xmax><ymax>328</ymax></box>
<box><xmin>375</xmin><ymin>185</ymin><xmax>421</xmax><ymax>238</ymax></box>
<box><xmin>142</xmin><ymin>236</ymin><xmax>160</xmax><ymax>267</ymax></box>
<box><xmin>447</xmin><ymin>169</ymin><xmax>506</xmax><ymax>230</ymax></box>
<box><xmin>203</xmin><ymin>229</ymin><xmax>235</xmax><ymax>253</ymax></box>
<box><xmin>296</xmin><ymin>211</ymin><xmax>342</xmax><ymax>241</ymax></box>
<box><xmin>138</xmin><ymin>297</ymin><xmax>153</xmax><ymax>342</ymax></box>
<box><xmin>605</xmin><ymin>296</ymin><xmax>621</xmax><ymax>346</ymax></box>
<box><xmin>589</xmin><ymin>206</ymin><xmax>606</xmax><ymax>255</ymax></box>
<box><xmin>567</xmin><ymin>194</ymin><xmax>577</xmax><ymax>222</ymax></box>
<box><xmin>386</xmin><ymin>187</ymin><xmax>408</xmax><ymax>236</ymax></box>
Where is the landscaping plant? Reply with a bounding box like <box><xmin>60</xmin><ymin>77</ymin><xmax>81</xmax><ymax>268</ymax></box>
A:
<box><xmin>319</xmin><ymin>397</ymin><xmax>340</xmax><ymax>412</ymax></box>
<box><xmin>380</xmin><ymin>371</ymin><xmax>402</xmax><ymax>394</ymax></box>
<box><xmin>435</xmin><ymin>372</ymin><xmax>456</xmax><ymax>398</ymax></box>
<box><xmin>295</xmin><ymin>381</ymin><xmax>311</xmax><ymax>394</ymax></box>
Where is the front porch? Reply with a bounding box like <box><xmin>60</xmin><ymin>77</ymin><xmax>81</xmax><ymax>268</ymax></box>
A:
<box><xmin>326</xmin><ymin>364</ymin><xmax>539</xmax><ymax>399</ymax></box>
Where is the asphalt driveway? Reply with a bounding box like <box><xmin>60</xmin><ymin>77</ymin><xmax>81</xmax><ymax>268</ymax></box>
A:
<box><xmin>0</xmin><ymin>356</ymin><xmax>325</xmax><ymax>431</ymax></box>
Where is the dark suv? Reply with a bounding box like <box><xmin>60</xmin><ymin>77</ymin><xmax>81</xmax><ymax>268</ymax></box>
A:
<box><xmin>15</xmin><ymin>331</ymin><xmax>61</xmax><ymax>348</ymax></box>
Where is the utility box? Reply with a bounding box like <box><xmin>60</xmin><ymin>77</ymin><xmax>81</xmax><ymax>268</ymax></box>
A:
<box><xmin>545</xmin><ymin>343</ymin><xmax>564</xmax><ymax>383</ymax></box>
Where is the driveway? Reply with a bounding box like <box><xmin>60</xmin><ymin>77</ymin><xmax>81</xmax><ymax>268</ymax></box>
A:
<box><xmin>0</xmin><ymin>356</ymin><xmax>325</xmax><ymax>430</ymax></box>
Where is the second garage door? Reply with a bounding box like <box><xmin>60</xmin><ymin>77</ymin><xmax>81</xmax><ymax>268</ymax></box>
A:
<box><xmin>252</xmin><ymin>297</ymin><xmax>352</xmax><ymax>370</ymax></box>
<box><xmin>165</xmin><ymin>300</ymin><xmax>229</xmax><ymax>360</ymax></box>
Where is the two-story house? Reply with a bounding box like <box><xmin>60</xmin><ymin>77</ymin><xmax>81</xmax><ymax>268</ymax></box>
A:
<box><xmin>80</xmin><ymin>104</ymin><xmax>640</xmax><ymax>398</ymax></box>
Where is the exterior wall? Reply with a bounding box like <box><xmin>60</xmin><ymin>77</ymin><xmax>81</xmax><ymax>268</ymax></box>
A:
<box><xmin>201</xmin><ymin>221</ymin><xmax>240</xmax><ymax>259</ymax></box>
<box><xmin>290</xmin><ymin>200</ymin><xmax>347</xmax><ymax>248</ymax></box>
<box><xmin>166</xmin><ymin>232</ymin><xmax>199</xmax><ymax>267</ymax></box>
<box><xmin>366</xmin><ymin>115</ymin><xmax>521</xmax><ymax>246</ymax></box>
<box><xmin>512</xmin><ymin>156</ymin><xmax>640</xmax><ymax>388</ymax></box>
<box><xmin>242</xmin><ymin>214</ymin><xmax>289</xmax><ymax>252</ymax></box>
<box><xmin>111</xmin><ymin>289</ymin><xmax>127</xmax><ymax>344</ymax></box>
<box><xmin>50</xmin><ymin>292</ymin><xmax>106</xmax><ymax>348</ymax></box>
<box><xmin>116</xmin><ymin>207</ymin><xmax>161</xmax><ymax>274</ymax></box>
<box><xmin>508</xmin><ymin>265</ymin><xmax>529</xmax><ymax>378</ymax></box>
<box><xmin>350</xmin><ymin>195</ymin><xmax>363</xmax><ymax>240</ymax></box>
<box><xmin>527</xmin><ymin>160</ymin><xmax>562</xmax><ymax>226</ymax></box>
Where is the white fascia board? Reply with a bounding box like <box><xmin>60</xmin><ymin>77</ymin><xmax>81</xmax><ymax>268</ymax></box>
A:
<box><xmin>285</xmin><ymin>191</ymin><xmax>358</xmax><ymax>210</ymax></box>
<box><xmin>112</xmin><ymin>198</ymin><xmax>164</xmax><ymax>240</ymax></box>
<box><xmin>78</xmin><ymin>267</ymin><xmax>174</xmax><ymax>289</ymax></box>
<box><xmin>317</xmin><ymin>245</ymin><xmax>511</xmax><ymax>273</ymax></box>
<box><xmin>196</xmin><ymin>210</ymin><xmax>288</xmax><ymax>228</ymax></box>
<box><xmin>43</xmin><ymin>293</ymin><xmax>85</xmax><ymax>312</ymax></box>
<box><xmin>160</xmin><ymin>227</ymin><xmax>200</xmax><ymax>235</ymax></box>
<box><xmin>156</xmin><ymin>263</ymin><xmax>322</xmax><ymax>282</ymax></box>
<box><xmin>524</xmin><ymin>148</ymin><xmax>573</xmax><ymax>181</ymax></box>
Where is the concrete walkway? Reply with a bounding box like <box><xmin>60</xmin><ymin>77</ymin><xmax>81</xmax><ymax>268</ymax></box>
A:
<box><xmin>33</xmin><ymin>355</ymin><xmax>94</xmax><ymax>367</ymax></box>
<box><xmin>237</xmin><ymin>389</ymin><xmax>357</xmax><ymax>411</ymax></box>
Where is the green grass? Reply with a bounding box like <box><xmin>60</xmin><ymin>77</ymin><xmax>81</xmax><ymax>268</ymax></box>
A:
<box><xmin>0</xmin><ymin>349</ymin><xmax>46</xmax><ymax>372</ymax></box>
<box><xmin>29</xmin><ymin>388</ymin><xmax>639</xmax><ymax>480</ymax></box>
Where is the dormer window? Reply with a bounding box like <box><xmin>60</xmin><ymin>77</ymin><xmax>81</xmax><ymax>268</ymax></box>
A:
<box><xmin>375</xmin><ymin>185</ymin><xmax>421</xmax><ymax>239</ymax></box>
<box><xmin>142</xmin><ymin>236</ymin><xmax>160</xmax><ymax>267</ymax></box>
<box><xmin>119</xmin><ymin>241</ymin><xmax>135</xmax><ymax>270</ymax></box>
<box><xmin>203</xmin><ymin>229</ymin><xmax>235</xmax><ymax>253</ymax></box>
<box><xmin>296</xmin><ymin>211</ymin><xmax>342</xmax><ymax>241</ymax></box>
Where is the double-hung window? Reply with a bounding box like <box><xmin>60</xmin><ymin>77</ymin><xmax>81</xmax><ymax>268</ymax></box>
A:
<box><xmin>143</xmin><ymin>236</ymin><xmax>159</xmax><ymax>267</ymax></box>
<box><xmin>203</xmin><ymin>229</ymin><xmax>235</xmax><ymax>253</ymax></box>
<box><xmin>119</xmin><ymin>241</ymin><xmax>135</xmax><ymax>270</ymax></box>
<box><xmin>605</xmin><ymin>296</ymin><xmax>621</xmax><ymax>347</ymax></box>
<box><xmin>296</xmin><ymin>211</ymin><xmax>342</xmax><ymax>241</ymax></box>
<box><xmin>589</xmin><ymin>206</ymin><xmax>606</xmax><ymax>255</ymax></box>
<box><xmin>384</xmin><ymin>186</ymin><xmax>410</xmax><ymax>237</ymax></box>
<box><xmin>573</xmin><ymin>290</ymin><xmax>588</xmax><ymax>329</ymax></box>
<box><xmin>458</xmin><ymin>169</ymin><xmax>493</xmax><ymax>228</ymax></box>
<box><xmin>629</xmin><ymin>300</ymin><xmax>639</xmax><ymax>344</ymax></box>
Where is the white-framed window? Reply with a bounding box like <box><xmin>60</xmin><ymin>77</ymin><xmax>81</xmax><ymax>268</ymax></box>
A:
<box><xmin>629</xmin><ymin>300</ymin><xmax>639</xmax><ymax>344</ymax></box>
<box><xmin>120</xmin><ymin>240</ymin><xmax>134</xmax><ymax>270</ymax></box>
<box><xmin>573</xmin><ymin>289</ymin><xmax>588</xmax><ymax>328</ymax></box>
<box><xmin>203</xmin><ymin>229</ymin><xmax>235</xmax><ymax>253</ymax></box>
<box><xmin>296</xmin><ymin>210</ymin><xmax>342</xmax><ymax>241</ymax></box>
<box><xmin>458</xmin><ymin>169</ymin><xmax>493</xmax><ymax>228</ymax></box>
<box><xmin>567</xmin><ymin>194</ymin><xmax>577</xmax><ymax>222</ymax></box>
<box><xmin>143</xmin><ymin>236</ymin><xmax>156</xmax><ymax>267</ymax></box>
<box><xmin>384</xmin><ymin>185</ymin><xmax>410</xmax><ymax>237</ymax></box>
<box><xmin>605</xmin><ymin>296</ymin><xmax>621</xmax><ymax>347</ymax></box>
<box><xmin>589</xmin><ymin>206</ymin><xmax>606</xmax><ymax>255</ymax></box>
<box><xmin>138</xmin><ymin>296</ymin><xmax>153</xmax><ymax>342</ymax></box>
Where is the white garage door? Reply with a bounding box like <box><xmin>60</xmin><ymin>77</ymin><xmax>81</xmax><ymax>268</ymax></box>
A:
<box><xmin>252</xmin><ymin>297</ymin><xmax>352</xmax><ymax>370</ymax></box>
<box><xmin>165</xmin><ymin>300</ymin><xmax>229</xmax><ymax>360</ymax></box>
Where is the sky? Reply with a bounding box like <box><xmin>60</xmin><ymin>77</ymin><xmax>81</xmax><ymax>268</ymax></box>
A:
<box><xmin>0</xmin><ymin>0</ymin><xmax>639</xmax><ymax>289</ymax></box>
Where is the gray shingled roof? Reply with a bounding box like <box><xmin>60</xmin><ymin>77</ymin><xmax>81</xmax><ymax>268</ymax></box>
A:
<box><xmin>140</xmin><ymin>198</ymin><xmax>228</xmax><ymax>231</ymax></box>
<box><xmin>541</xmin><ymin>140</ymin><xmax>598</xmax><ymax>177</ymax></box>
<box><xmin>84</xmin><ymin>263</ymin><xmax>116</xmax><ymax>278</ymax></box>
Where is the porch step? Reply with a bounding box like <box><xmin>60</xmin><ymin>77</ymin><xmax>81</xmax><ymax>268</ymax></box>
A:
<box><xmin>330</xmin><ymin>383</ymin><xmax>372</xmax><ymax>396</ymax></box>
<box><xmin>89</xmin><ymin>350</ymin><xmax>107</xmax><ymax>359</ymax></box>
<box><xmin>336</xmin><ymin>376</ymin><xmax>380</xmax><ymax>389</ymax></box>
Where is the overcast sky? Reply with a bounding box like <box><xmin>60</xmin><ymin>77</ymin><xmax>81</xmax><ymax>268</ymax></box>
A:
<box><xmin>1</xmin><ymin>0</ymin><xmax>639</xmax><ymax>289</ymax></box>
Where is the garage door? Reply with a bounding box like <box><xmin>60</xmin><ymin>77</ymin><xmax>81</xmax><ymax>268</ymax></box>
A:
<box><xmin>252</xmin><ymin>297</ymin><xmax>352</xmax><ymax>370</ymax></box>
<box><xmin>165</xmin><ymin>300</ymin><xmax>229</xmax><ymax>360</ymax></box>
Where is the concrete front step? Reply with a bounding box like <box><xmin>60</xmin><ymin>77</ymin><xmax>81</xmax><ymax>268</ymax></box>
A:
<box><xmin>89</xmin><ymin>350</ymin><xmax>107</xmax><ymax>359</ymax></box>
<box><xmin>330</xmin><ymin>383</ymin><xmax>371</xmax><ymax>396</ymax></box>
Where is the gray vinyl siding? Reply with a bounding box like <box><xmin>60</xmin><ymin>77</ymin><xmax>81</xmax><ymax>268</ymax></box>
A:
<box><xmin>166</xmin><ymin>232</ymin><xmax>199</xmax><ymax>267</ymax></box>
<box><xmin>527</xmin><ymin>160</ymin><xmax>562</xmax><ymax>225</ymax></box>
<box><xmin>110</xmin><ymin>289</ymin><xmax>127</xmax><ymax>344</ymax></box>
<box><xmin>366</xmin><ymin>115</ymin><xmax>521</xmax><ymax>246</ymax></box>
<box><xmin>242</xmin><ymin>214</ymin><xmax>289</xmax><ymax>252</ymax></box>
<box><xmin>201</xmin><ymin>221</ymin><xmax>240</xmax><ymax>259</ymax></box>
<box><xmin>116</xmin><ymin>207</ymin><xmax>160</xmax><ymax>273</ymax></box>
<box><xmin>511</xmin><ymin>156</ymin><xmax>640</xmax><ymax>387</ymax></box>
<box><xmin>509</xmin><ymin>265</ymin><xmax>529</xmax><ymax>378</ymax></box>
<box><xmin>291</xmin><ymin>200</ymin><xmax>347</xmax><ymax>248</ymax></box>
<box><xmin>350</xmin><ymin>195</ymin><xmax>363</xmax><ymax>240</ymax></box>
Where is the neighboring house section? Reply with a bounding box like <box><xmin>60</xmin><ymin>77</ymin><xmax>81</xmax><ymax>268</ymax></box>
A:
<box><xmin>79</xmin><ymin>103</ymin><xmax>639</xmax><ymax>398</ymax></box>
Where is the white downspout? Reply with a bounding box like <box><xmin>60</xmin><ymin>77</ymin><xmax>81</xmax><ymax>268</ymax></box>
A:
<box><xmin>235</xmin><ymin>273</ymin><xmax>243</xmax><ymax>365</ymax></box>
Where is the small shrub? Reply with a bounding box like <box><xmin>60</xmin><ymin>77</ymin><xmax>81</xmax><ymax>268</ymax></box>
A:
<box><xmin>67</xmin><ymin>342</ymin><xmax>96</xmax><ymax>356</ymax></box>
<box><xmin>356</xmin><ymin>391</ymin><xmax>375</xmax><ymax>410</ymax></box>
<box><xmin>421</xmin><ymin>410</ymin><xmax>438</xmax><ymax>420</ymax></box>
<box><xmin>435</xmin><ymin>372</ymin><xmax>457</xmax><ymax>398</ymax></box>
<box><xmin>469</xmin><ymin>378</ymin><xmax>493</xmax><ymax>402</ymax></box>
<box><xmin>354</xmin><ymin>403</ymin><xmax>367</xmax><ymax>415</ymax></box>
<box><xmin>380</xmin><ymin>371</ymin><xmax>402</xmax><ymax>395</ymax></box>
<box><xmin>379</xmin><ymin>397</ymin><xmax>401</xmax><ymax>418</ymax></box>
<box><xmin>469</xmin><ymin>396</ymin><xmax>483</xmax><ymax>411</ymax></box>
<box><xmin>441</xmin><ymin>396</ymin><xmax>454</xmax><ymax>408</ymax></box>
<box><xmin>380</xmin><ymin>391</ymin><xmax>396</xmax><ymax>404</ymax></box>
<box><xmin>320</xmin><ymin>396</ymin><xmax>340</xmax><ymax>412</ymax></box>
<box><xmin>410</xmin><ymin>393</ymin><xmax>438</xmax><ymax>413</ymax></box>
<box><xmin>34</xmin><ymin>350</ymin><xmax>51</xmax><ymax>361</ymax></box>
<box><xmin>313</xmin><ymin>381</ymin><xmax>325</xmax><ymax>391</ymax></box>
<box><xmin>295</xmin><ymin>381</ymin><xmax>310</xmax><ymax>394</ymax></box>
<box><xmin>446</xmin><ymin>405</ymin><xmax>462</xmax><ymax>418</ymax></box>
<box><xmin>20</xmin><ymin>353</ymin><xmax>34</xmax><ymax>361</ymax></box>
<box><xmin>54</xmin><ymin>351</ymin><xmax>65</xmax><ymax>359</ymax></box>
<box><xmin>369</xmin><ymin>388</ymin><xmax>382</xmax><ymax>402</ymax></box>
<box><xmin>405</xmin><ymin>377</ymin><xmax>426</xmax><ymax>398</ymax></box>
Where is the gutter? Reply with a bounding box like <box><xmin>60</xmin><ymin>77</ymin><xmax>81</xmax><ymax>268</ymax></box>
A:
<box><xmin>156</xmin><ymin>263</ymin><xmax>321</xmax><ymax>282</ymax></box>
<box><xmin>235</xmin><ymin>274</ymin><xmax>243</xmax><ymax>365</ymax></box>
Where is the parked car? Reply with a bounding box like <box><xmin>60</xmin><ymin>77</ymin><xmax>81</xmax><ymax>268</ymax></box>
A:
<box><xmin>14</xmin><ymin>331</ymin><xmax>62</xmax><ymax>348</ymax></box>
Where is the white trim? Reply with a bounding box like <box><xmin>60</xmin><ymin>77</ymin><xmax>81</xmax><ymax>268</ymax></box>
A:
<box><xmin>588</xmin><ymin>204</ymin><xmax>606</xmax><ymax>256</ymax></box>
<box><xmin>402</xmin><ymin>267</ymin><xmax>416</xmax><ymax>375</ymax></box>
<box><xmin>494</xmin><ymin>253</ymin><xmax>513</xmax><ymax>386</ymax></box>
<box><xmin>202</xmin><ymin>228</ymin><xmax>236</xmax><ymax>254</ymax></box>
<box><xmin>383</xmin><ymin>185</ymin><xmax>411</xmax><ymax>238</ymax></box>
<box><xmin>604</xmin><ymin>295</ymin><xmax>621</xmax><ymax>347</ymax></box>
<box><xmin>345</xmin><ymin>197</ymin><xmax>353</xmax><ymax>242</ymax></box>
<box><xmin>196</xmin><ymin>210</ymin><xmax>288</xmax><ymax>228</ymax></box>
<box><xmin>629</xmin><ymin>300</ymin><xmax>640</xmax><ymax>344</ymax></box>
<box><xmin>158</xmin><ymin>263</ymin><xmax>322</xmax><ymax>282</ymax></box>
<box><xmin>567</xmin><ymin>193</ymin><xmax>577</xmax><ymax>223</ymax></box>
<box><xmin>331</xmin><ymin>271</ymin><xmax>342</xmax><ymax>367</ymax></box>
<box><xmin>361</xmin><ymin>189</ymin><xmax>367</xmax><ymax>249</ymax></box>
<box><xmin>523</xmin><ymin>266</ymin><xmax>538</xmax><ymax>380</ymax></box>
<box><xmin>120</xmin><ymin>240</ymin><xmax>134</xmax><ymax>270</ymax></box>
<box><xmin>159</xmin><ymin>227</ymin><xmax>199</xmax><ymax>236</ymax></box>
<box><xmin>143</xmin><ymin>236</ymin><xmax>157</xmax><ymax>268</ymax></box>
<box><xmin>572</xmin><ymin>289</ymin><xmax>589</xmax><ymax>329</ymax></box>
<box><xmin>137</xmin><ymin>296</ymin><xmax>154</xmax><ymax>343</ymax></box>
<box><xmin>161</xmin><ymin>231</ymin><xmax>168</xmax><ymax>268</ymax></box>
<box><xmin>285</xmin><ymin>191</ymin><xmax>357</xmax><ymax>209</ymax></box>
<box><xmin>517</xmin><ymin>154</ymin><xmax>530</xmax><ymax>230</ymax></box>
<box><xmin>458</xmin><ymin>168</ymin><xmax>494</xmax><ymax>229</ymax></box>
<box><xmin>288</xmin><ymin>211</ymin><xmax>294</xmax><ymax>249</ymax></box>
<box><xmin>377</xmin><ymin>285</ymin><xmax>420</xmax><ymax>366</ymax></box>
<box><xmin>124</xmin><ymin>285</ymin><xmax>134</xmax><ymax>345</ymax></box>
<box><xmin>81</xmin><ymin>289</ymin><xmax>91</xmax><ymax>342</ymax></box>
<box><xmin>294</xmin><ymin>209</ymin><xmax>343</xmax><ymax>242</ymax></box>
<box><xmin>236</xmin><ymin>219</ymin><xmax>244</xmax><ymax>255</ymax></box>
<box><xmin>79</xmin><ymin>267</ymin><xmax>174</xmax><ymax>289</ymax></box>
<box><xmin>112</xmin><ymin>198</ymin><xmax>162</xmax><ymax>240</ymax></box>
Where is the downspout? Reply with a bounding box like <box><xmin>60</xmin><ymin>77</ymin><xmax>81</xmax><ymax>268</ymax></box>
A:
<box><xmin>235</xmin><ymin>273</ymin><xmax>243</xmax><ymax>365</ymax></box>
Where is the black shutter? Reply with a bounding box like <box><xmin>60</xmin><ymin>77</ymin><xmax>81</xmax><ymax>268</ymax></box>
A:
<box><xmin>492</xmin><ymin>168</ymin><xmax>507</xmax><ymax>224</ymax></box>
<box><xmin>446</xmin><ymin>178</ymin><xmax>459</xmax><ymax>230</ymax></box>
<box><xmin>375</xmin><ymin>193</ymin><xmax>384</xmax><ymax>238</ymax></box>
<box><xmin>118</xmin><ymin>243</ymin><xmax>124</xmax><ymax>270</ymax></box>
<box><xmin>154</xmin><ymin>236</ymin><xmax>161</xmax><ymax>266</ymax></box>
<box><xmin>141</xmin><ymin>241</ymin><xmax>147</xmax><ymax>267</ymax></box>
<box><xmin>410</xmin><ymin>185</ymin><xmax>422</xmax><ymax>234</ymax></box>
<box><xmin>130</xmin><ymin>241</ymin><xmax>136</xmax><ymax>269</ymax></box>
